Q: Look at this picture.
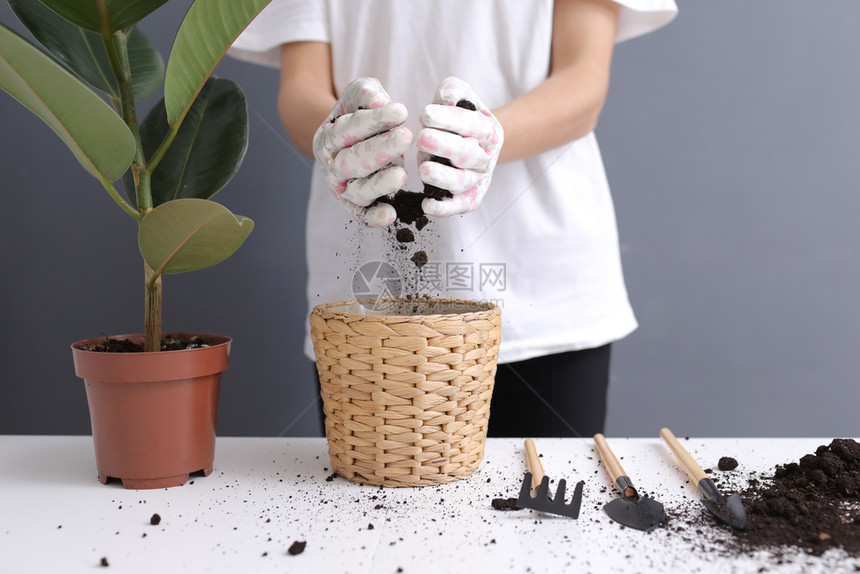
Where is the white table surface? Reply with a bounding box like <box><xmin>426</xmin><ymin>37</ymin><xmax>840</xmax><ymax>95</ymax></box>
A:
<box><xmin>1</xmin><ymin>436</ymin><xmax>858</xmax><ymax>574</ymax></box>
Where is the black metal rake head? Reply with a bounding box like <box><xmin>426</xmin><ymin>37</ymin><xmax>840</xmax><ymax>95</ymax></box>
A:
<box><xmin>516</xmin><ymin>472</ymin><xmax>584</xmax><ymax>519</ymax></box>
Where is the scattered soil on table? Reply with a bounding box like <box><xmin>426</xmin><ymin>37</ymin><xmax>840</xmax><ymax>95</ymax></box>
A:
<box><xmin>100</xmin><ymin>557</ymin><xmax>109</xmax><ymax>567</ymax></box>
<box><xmin>78</xmin><ymin>336</ymin><xmax>210</xmax><ymax>353</ymax></box>
<box><xmin>718</xmin><ymin>456</ymin><xmax>739</xmax><ymax>471</ymax></box>
<box><xmin>149</xmin><ymin>513</ymin><xmax>161</xmax><ymax>526</ymax></box>
<box><xmin>287</xmin><ymin>541</ymin><xmax>306</xmax><ymax>556</ymax></box>
<box><xmin>728</xmin><ymin>438</ymin><xmax>860</xmax><ymax>557</ymax></box>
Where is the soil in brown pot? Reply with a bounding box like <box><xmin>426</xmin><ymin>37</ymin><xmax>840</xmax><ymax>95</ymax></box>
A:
<box><xmin>79</xmin><ymin>335</ymin><xmax>211</xmax><ymax>353</ymax></box>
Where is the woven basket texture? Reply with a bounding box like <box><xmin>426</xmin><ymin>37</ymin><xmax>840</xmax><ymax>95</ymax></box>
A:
<box><xmin>310</xmin><ymin>298</ymin><xmax>502</xmax><ymax>486</ymax></box>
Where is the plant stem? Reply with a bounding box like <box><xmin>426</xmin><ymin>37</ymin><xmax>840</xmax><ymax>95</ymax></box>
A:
<box><xmin>102</xmin><ymin>30</ymin><xmax>151</xmax><ymax>213</ymax></box>
<box><xmin>144</xmin><ymin>262</ymin><xmax>163</xmax><ymax>352</ymax></box>
<box><xmin>99</xmin><ymin>177</ymin><xmax>141</xmax><ymax>220</ymax></box>
<box><xmin>101</xmin><ymin>26</ymin><xmax>161</xmax><ymax>349</ymax></box>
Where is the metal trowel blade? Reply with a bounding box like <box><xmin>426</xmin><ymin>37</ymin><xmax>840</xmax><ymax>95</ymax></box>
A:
<box><xmin>603</xmin><ymin>496</ymin><xmax>666</xmax><ymax>532</ymax></box>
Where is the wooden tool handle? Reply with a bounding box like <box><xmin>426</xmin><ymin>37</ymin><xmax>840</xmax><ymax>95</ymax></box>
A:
<box><xmin>593</xmin><ymin>433</ymin><xmax>628</xmax><ymax>483</ymax></box>
<box><xmin>524</xmin><ymin>439</ymin><xmax>546</xmax><ymax>489</ymax></box>
<box><xmin>660</xmin><ymin>427</ymin><xmax>708</xmax><ymax>482</ymax></box>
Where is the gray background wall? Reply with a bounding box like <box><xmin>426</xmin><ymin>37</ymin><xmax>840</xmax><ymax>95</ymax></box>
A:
<box><xmin>1</xmin><ymin>1</ymin><xmax>858</xmax><ymax>438</ymax></box>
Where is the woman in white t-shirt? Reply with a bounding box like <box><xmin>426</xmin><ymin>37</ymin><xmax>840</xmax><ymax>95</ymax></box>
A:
<box><xmin>230</xmin><ymin>0</ymin><xmax>677</xmax><ymax>437</ymax></box>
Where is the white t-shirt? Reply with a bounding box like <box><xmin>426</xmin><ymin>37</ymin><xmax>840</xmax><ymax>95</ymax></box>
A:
<box><xmin>229</xmin><ymin>0</ymin><xmax>678</xmax><ymax>364</ymax></box>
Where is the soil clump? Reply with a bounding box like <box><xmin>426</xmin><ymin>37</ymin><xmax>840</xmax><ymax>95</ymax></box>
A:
<box><xmin>377</xmin><ymin>190</ymin><xmax>427</xmax><ymax>227</ymax></box>
<box><xmin>491</xmin><ymin>497</ymin><xmax>520</xmax><ymax>511</ymax></box>
<box><xmin>287</xmin><ymin>540</ymin><xmax>306</xmax><ymax>556</ymax></box>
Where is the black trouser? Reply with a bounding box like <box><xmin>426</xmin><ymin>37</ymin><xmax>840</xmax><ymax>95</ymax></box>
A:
<box><xmin>488</xmin><ymin>345</ymin><xmax>612</xmax><ymax>438</ymax></box>
<box><xmin>311</xmin><ymin>344</ymin><xmax>611</xmax><ymax>439</ymax></box>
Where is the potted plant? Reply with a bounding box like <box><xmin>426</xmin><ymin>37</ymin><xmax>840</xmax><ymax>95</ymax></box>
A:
<box><xmin>0</xmin><ymin>0</ymin><xmax>272</xmax><ymax>488</ymax></box>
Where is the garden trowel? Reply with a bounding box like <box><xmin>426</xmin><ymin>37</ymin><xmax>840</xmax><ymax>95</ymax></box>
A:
<box><xmin>593</xmin><ymin>433</ymin><xmax>665</xmax><ymax>531</ymax></box>
<box><xmin>660</xmin><ymin>427</ymin><xmax>747</xmax><ymax>529</ymax></box>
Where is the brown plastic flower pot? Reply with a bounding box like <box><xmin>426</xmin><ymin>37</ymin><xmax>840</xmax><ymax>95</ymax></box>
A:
<box><xmin>71</xmin><ymin>333</ymin><xmax>231</xmax><ymax>490</ymax></box>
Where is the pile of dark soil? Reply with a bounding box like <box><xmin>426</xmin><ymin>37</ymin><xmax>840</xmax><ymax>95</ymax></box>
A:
<box><xmin>78</xmin><ymin>335</ymin><xmax>210</xmax><ymax>353</ymax></box>
<box><xmin>730</xmin><ymin>438</ymin><xmax>860</xmax><ymax>557</ymax></box>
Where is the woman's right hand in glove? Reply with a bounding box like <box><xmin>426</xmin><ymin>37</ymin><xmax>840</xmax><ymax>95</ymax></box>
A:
<box><xmin>312</xmin><ymin>78</ymin><xmax>413</xmax><ymax>227</ymax></box>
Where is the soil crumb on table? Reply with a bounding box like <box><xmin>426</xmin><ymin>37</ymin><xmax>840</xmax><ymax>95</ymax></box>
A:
<box><xmin>491</xmin><ymin>497</ymin><xmax>520</xmax><ymax>511</ymax></box>
<box><xmin>287</xmin><ymin>540</ymin><xmax>307</xmax><ymax>556</ymax></box>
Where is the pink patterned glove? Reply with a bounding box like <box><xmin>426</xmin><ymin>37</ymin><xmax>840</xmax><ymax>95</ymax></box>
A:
<box><xmin>313</xmin><ymin>78</ymin><xmax>413</xmax><ymax>227</ymax></box>
<box><xmin>416</xmin><ymin>77</ymin><xmax>504</xmax><ymax>218</ymax></box>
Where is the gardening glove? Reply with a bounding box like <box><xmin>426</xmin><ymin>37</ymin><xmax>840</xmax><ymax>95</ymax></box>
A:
<box><xmin>313</xmin><ymin>77</ymin><xmax>413</xmax><ymax>227</ymax></box>
<box><xmin>416</xmin><ymin>76</ymin><xmax>504</xmax><ymax>218</ymax></box>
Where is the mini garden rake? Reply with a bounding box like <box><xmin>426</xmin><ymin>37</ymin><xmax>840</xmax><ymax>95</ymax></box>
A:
<box><xmin>517</xmin><ymin>439</ymin><xmax>584</xmax><ymax>519</ymax></box>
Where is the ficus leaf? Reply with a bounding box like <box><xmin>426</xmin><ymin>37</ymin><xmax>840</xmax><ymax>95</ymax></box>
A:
<box><xmin>164</xmin><ymin>0</ymin><xmax>271</xmax><ymax>125</ymax></box>
<box><xmin>9</xmin><ymin>0</ymin><xmax>164</xmax><ymax>101</ymax></box>
<box><xmin>37</xmin><ymin>0</ymin><xmax>170</xmax><ymax>34</ymax></box>
<box><xmin>0</xmin><ymin>23</ymin><xmax>134</xmax><ymax>182</ymax></box>
<box><xmin>138</xmin><ymin>198</ymin><xmax>254</xmax><ymax>279</ymax></box>
<box><xmin>134</xmin><ymin>77</ymin><xmax>248</xmax><ymax>207</ymax></box>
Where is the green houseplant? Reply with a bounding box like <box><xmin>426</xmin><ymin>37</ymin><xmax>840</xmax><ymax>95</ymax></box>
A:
<box><xmin>0</xmin><ymin>0</ymin><xmax>272</xmax><ymax>488</ymax></box>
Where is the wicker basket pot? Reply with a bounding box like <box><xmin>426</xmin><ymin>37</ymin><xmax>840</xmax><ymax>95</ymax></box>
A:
<box><xmin>310</xmin><ymin>298</ymin><xmax>502</xmax><ymax>486</ymax></box>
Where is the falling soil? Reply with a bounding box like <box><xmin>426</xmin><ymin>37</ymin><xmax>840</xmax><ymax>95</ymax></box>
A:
<box><xmin>78</xmin><ymin>335</ymin><xmax>210</xmax><ymax>353</ymax></box>
<box><xmin>727</xmin><ymin>438</ymin><xmax>860</xmax><ymax>557</ymax></box>
<box><xmin>369</xmin><ymin>99</ymin><xmax>478</xmax><ymax>273</ymax></box>
<box><xmin>410</xmin><ymin>251</ymin><xmax>428</xmax><ymax>269</ymax></box>
<box><xmin>373</xmin><ymin>189</ymin><xmax>434</xmax><ymax>282</ymax></box>
<box><xmin>395</xmin><ymin>228</ymin><xmax>415</xmax><ymax>243</ymax></box>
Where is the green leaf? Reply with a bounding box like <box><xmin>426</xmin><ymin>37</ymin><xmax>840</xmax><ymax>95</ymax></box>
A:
<box><xmin>9</xmin><ymin>0</ymin><xmax>164</xmax><ymax>101</ymax></box>
<box><xmin>0</xmin><ymin>23</ymin><xmax>135</xmax><ymax>182</ymax></box>
<box><xmin>138</xmin><ymin>198</ymin><xmax>254</xmax><ymax>277</ymax></box>
<box><xmin>165</xmin><ymin>0</ymin><xmax>271</xmax><ymax>125</ymax></box>
<box><xmin>37</xmin><ymin>0</ymin><xmax>170</xmax><ymax>33</ymax></box>
<box><xmin>136</xmin><ymin>77</ymin><xmax>248</xmax><ymax>207</ymax></box>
